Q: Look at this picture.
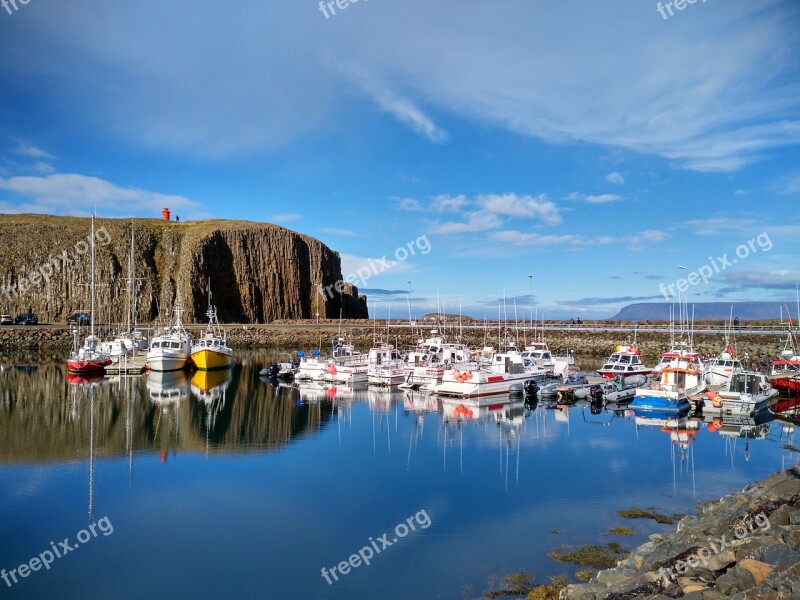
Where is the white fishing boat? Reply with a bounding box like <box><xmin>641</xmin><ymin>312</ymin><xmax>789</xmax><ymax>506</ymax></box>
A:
<box><xmin>702</xmin><ymin>369</ymin><xmax>777</xmax><ymax>416</ymax></box>
<box><xmin>367</xmin><ymin>344</ymin><xmax>405</xmax><ymax>386</ymax></box>
<box><xmin>431</xmin><ymin>351</ymin><xmax>538</xmax><ymax>398</ymax></box>
<box><xmin>704</xmin><ymin>345</ymin><xmax>742</xmax><ymax>387</ymax></box>
<box><xmin>323</xmin><ymin>336</ymin><xmax>368</xmax><ymax>384</ymax></box>
<box><xmin>295</xmin><ymin>350</ymin><xmax>327</xmax><ymax>381</ymax></box>
<box><xmin>101</xmin><ymin>221</ymin><xmax>149</xmax><ymax>363</ymax></box>
<box><xmin>400</xmin><ymin>342</ymin><xmax>470</xmax><ymax>392</ymax></box>
<box><xmin>146</xmin><ymin>302</ymin><xmax>193</xmax><ymax>372</ymax></box>
<box><xmin>522</xmin><ymin>341</ymin><xmax>575</xmax><ymax>377</ymax></box>
<box><xmin>597</xmin><ymin>344</ymin><xmax>652</xmax><ymax>379</ymax></box>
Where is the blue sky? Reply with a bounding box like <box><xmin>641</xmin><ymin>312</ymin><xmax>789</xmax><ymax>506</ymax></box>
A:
<box><xmin>0</xmin><ymin>1</ymin><xmax>798</xmax><ymax>319</ymax></box>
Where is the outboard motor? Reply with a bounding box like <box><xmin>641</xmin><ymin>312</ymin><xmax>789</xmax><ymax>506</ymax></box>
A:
<box><xmin>267</xmin><ymin>363</ymin><xmax>281</xmax><ymax>378</ymax></box>
<box><xmin>524</xmin><ymin>379</ymin><xmax>539</xmax><ymax>396</ymax></box>
<box><xmin>590</xmin><ymin>384</ymin><xmax>604</xmax><ymax>401</ymax></box>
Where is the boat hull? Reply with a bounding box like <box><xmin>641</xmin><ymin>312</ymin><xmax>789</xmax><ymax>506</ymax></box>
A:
<box><xmin>147</xmin><ymin>351</ymin><xmax>190</xmax><ymax>372</ymax></box>
<box><xmin>769</xmin><ymin>375</ymin><xmax>800</xmax><ymax>393</ymax></box>
<box><xmin>67</xmin><ymin>358</ymin><xmax>112</xmax><ymax>374</ymax></box>
<box><xmin>629</xmin><ymin>393</ymin><xmax>691</xmax><ymax>413</ymax></box>
<box><xmin>191</xmin><ymin>348</ymin><xmax>233</xmax><ymax>370</ymax></box>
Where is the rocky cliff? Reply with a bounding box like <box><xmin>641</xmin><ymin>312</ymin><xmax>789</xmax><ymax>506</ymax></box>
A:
<box><xmin>0</xmin><ymin>215</ymin><xmax>368</xmax><ymax>323</ymax></box>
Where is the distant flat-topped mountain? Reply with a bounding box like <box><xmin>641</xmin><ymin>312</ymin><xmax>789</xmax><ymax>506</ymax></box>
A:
<box><xmin>611</xmin><ymin>302</ymin><xmax>792</xmax><ymax>321</ymax></box>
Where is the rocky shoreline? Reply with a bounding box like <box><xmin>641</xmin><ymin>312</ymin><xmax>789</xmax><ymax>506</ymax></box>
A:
<box><xmin>562</xmin><ymin>466</ymin><xmax>800</xmax><ymax>599</ymax></box>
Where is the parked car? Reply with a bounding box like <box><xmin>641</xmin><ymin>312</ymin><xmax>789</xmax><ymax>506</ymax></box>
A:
<box><xmin>14</xmin><ymin>313</ymin><xmax>38</xmax><ymax>325</ymax></box>
<box><xmin>0</xmin><ymin>315</ymin><xmax>12</xmax><ymax>325</ymax></box>
<box><xmin>67</xmin><ymin>311</ymin><xmax>91</xmax><ymax>326</ymax></box>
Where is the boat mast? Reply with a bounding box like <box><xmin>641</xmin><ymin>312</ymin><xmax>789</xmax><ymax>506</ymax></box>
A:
<box><xmin>90</xmin><ymin>213</ymin><xmax>96</xmax><ymax>345</ymax></box>
<box><xmin>127</xmin><ymin>220</ymin><xmax>133</xmax><ymax>333</ymax></box>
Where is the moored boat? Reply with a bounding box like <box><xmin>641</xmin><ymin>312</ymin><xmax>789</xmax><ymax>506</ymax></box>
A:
<box><xmin>704</xmin><ymin>345</ymin><xmax>742</xmax><ymax>387</ymax></box>
<box><xmin>702</xmin><ymin>369</ymin><xmax>777</xmax><ymax>416</ymax></box>
<box><xmin>597</xmin><ymin>344</ymin><xmax>652</xmax><ymax>379</ymax></box>
<box><xmin>769</xmin><ymin>332</ymin><xmax>800</xmax><ymax>393</ymax></box>
<box><xmin>67</xmin><ymin>214</ymin><xmax>112</xmax><ymax>375</ymax></box>
<box><xmin>190</xmin><ymin>288</ymin><xmax>233</xmax><ymax>371</ymax></box>
<box><xmin>630</xmin><ymin>353</ymin><xmax>705</xmax><ymax>413</ymax></box>
<box><xmin>431</xmin><ymin>351</ymin><xmax>539</xmax><ymax>398</ymax></box>
<box><xmin>146</xmin><ymin>302</ymin><xmax>193</xmax><ymax>372</ymax></box>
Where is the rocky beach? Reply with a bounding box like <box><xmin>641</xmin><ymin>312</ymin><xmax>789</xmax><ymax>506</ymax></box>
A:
<box><xmin>561</xmin><ymin>466</ymin><xmax>800</xmax><ymax>599</ymax></box>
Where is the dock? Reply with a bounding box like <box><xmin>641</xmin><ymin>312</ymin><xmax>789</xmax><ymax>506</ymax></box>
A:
<box><xmin>105</xmin><ymin>354</ymin><xmax>148</xmax><ymax>375</ymax></box>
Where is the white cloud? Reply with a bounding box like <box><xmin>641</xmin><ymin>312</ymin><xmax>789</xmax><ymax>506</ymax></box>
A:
<box><xmin>0</xmin><ymin>173</ymin><xmax>202</xmax><ymax>217</ymax></box>
<box><xmin>271</xmin><ymin>213</ymin><xmax>302</xmax><ymax>223</ymax></box>
<box><xmin>479</xmin><ymin>193</ymin><xmax>562</xmax><ymax>224</ymax></box>
<box><xmin>605</xmin><ymin>172</ymin><xmax>625</xmax><ymax>185</ymax></box>
<box><xmin>394</xmin><ymin>197</ymin><xmax>423</xmax><ymax>211</ymax></box>
<box><xmin>490</xmin><ymin>231</ymin><xmax>584</xmax><ymax>246</ymax></box>
<box><xmin>431</xmin><ymin>194</ymin><xmax>469</xmax><ymax>213</ymax></box>
<box><xmin>680</xmin><ymin>217</ymin><xmax>758</xmax><ymax>235</ymax></box>
<box><xmin>430</xmin><ymin>211</ymin><xmax>502</xmax><ymax>234</ymax></box>
<box><xmin>774</xmin><ymin>172</ymin><xmax>800</xmax><ymax>196</ymax></box>
<box><xmin>367</xmin><ymin>84</ymin><xmax>447</xmax><ymax>143</ymax></box>
<box><xmin>567</xmin><ymin>192</ymin><xmax>621</xmax><ymax>204</ymax></box>
<box><xmin>320</xmin><ymin>227</ymin><xmax>359</xmax><ymax>237</ymax></box>
<box><xmin>13</xmin><ymin>143</ymin><xmax>56</xmax><ymax>160</ymax></box>
<box><xmin>490</xmin><ymin>228</ymin><xmax>667</xmax><ymax>248</ymax></box>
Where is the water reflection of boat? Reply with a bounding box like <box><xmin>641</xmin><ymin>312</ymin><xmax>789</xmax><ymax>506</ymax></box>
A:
<box><xmin>190</xmin><ymin>368</ymin><xmax>233</xmax><ymax>403</ymax></box>
<box><xmin>147</xmin><ymin>370</ymin><xmax>191</xmax><ymax>404</ymax></box>
<box><xmin>403</xmin><ymin>391</ymin><xmax>439</xmax><ymax>414</ymax></box>
<box><xmin>704</xmin><ymin>410</ymin><xmax>774</xmax><ymax>439</ymax></box>
<box><xmin>67</xmin><ymin>372</ymin><xmax>107</xmax><ymax>386</ymax></box>
<box><xmin>441</xmin><ymin>398</ymin><xmax>523</xmax><ymax>423</ymax></box>
<box><xmin>368</xmin><ymin>388</ymin><xmax>402</xmax><ymax>412</ymax></box>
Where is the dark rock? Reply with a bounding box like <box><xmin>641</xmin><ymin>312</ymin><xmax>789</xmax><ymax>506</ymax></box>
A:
<box><xmin>715</xmin><ymin>565</ymin><xmax>756</xmax><ymax>594</ymax></box>
<box><xmin>762</xmin><ymin>543</ymin><xmax>796</xmax><ymax>566</ymax></box>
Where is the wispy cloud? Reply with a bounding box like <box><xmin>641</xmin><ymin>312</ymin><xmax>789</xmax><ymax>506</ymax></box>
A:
<box><xmin>271</xmin><ymin>213</ymin><xmax>302</xmax><ymax>223</ymax></box>
<box><xmin>605</xmin><ymin>172</ymin><xmax>625</xmax><ymax>185</ymax></box>
<box><xmin>394</xmin><ymin>197</ymin><xmax>424</xmax><ymax>211</ymax></box>
<box><xmin>319</xmin><ymin>227</ymin><xmax>361</xmax><ymax>237</ymax></box>
<box><xmin>567</xmin><ymin>192</ymin><xmax>621</xmax><ymax>204</ymax></box>
<box><xmin>13</xmin><ymin>143</ymin><xmax>56</xmax><ymax>161</ymax></box>
<box><xmin>0</xmin><ymin>173</ymin><xmax>201</xmax><ymax>217</ymax></box>
<box><xmin>479</xmin><ymin>193</ymin><xmax>561</xmax><ymax>224</ymax></box>
<box><xmin>773</xmin><ymin>172</ymin><xmax>800</xmax><ymax>196</ymax></box>
<box><xmin>2</xmin><ymin>3</ymin><xmax>797</xmax><ymax>167</ymax></box>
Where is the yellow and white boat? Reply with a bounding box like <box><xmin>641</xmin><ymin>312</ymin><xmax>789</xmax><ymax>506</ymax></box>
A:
<box><xmin>190</xmin><ymin>288</ymin><xmax>233</xmax><ymax>371</ymax></box>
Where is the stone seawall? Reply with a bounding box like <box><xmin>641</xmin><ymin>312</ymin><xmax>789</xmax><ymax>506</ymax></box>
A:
<box><xmin>0</xmin><ymin>323</ymin><xmax>787</xmax><ymax>367</ymax></box>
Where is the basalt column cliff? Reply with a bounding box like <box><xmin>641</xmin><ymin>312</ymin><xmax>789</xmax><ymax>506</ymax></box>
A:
<box><xmin>0</xmin><ymin>215</ymin><xmax>368</xmax><ymax>323</ymax></box>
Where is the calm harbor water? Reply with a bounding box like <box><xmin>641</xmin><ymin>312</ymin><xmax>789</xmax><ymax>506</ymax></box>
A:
<box><xmin>1</xmin><ymin>350</ymin><xmax>798</xmax><ymax>599</ymax></box>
